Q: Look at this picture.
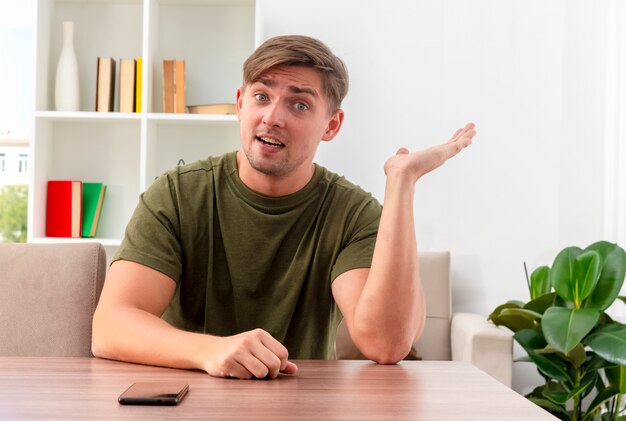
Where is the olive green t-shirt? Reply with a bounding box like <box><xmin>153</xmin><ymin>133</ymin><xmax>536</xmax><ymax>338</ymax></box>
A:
<box><xmin>114</xmin><ymin>151</ymin><xmax>381</xmax><ymax>359</ymax></box>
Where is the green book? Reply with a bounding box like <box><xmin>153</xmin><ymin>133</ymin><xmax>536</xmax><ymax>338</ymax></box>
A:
<box><xmin>81</xmin><ymin>183</ymin><xmax>106</xmax><ymax>238</ymax></box>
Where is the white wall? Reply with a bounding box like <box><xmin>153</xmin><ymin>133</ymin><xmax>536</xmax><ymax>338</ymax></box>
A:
<box><xmin>257</xmin><ymin>0</ymin><xmax>624</xmax><ymax>393</ymax></box>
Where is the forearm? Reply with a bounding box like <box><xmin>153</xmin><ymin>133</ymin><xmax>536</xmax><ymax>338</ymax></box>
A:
<box><xmin>351</xmin><ymin>173</ymin><xmax>426</xmax><ymax>361</ymax></box>
<box><xmin>92</xmin><ymin>260</ymin><xmax>296</xmax><ymax>379</ymax></box>
<box><xmin>336</xmin><ymin>124</ymin><xmax>474</xmax><ymax>363</ymax></box>
<box><xmin>92</xmin><ymin>305</ymin><xmax>213</xmax><ymax>371</ymax></box>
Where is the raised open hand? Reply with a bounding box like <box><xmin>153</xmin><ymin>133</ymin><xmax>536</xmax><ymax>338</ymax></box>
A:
<box><xmin>384</xmin><ymin>122</ymin><xmax>476</xmax><ymax>183</ymax></box>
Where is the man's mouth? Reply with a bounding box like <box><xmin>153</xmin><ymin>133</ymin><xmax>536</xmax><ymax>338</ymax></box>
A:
<box><xmin>256</xmin><ymin>136</ymin><xmax>285</xmax><ymax>148</ymax></box>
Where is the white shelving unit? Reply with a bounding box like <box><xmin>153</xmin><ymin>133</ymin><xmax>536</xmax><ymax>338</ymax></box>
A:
<box><xmin>29</xmin><ymin>0</ymin><xmax>256</xmax><ymax>247</ymax></box>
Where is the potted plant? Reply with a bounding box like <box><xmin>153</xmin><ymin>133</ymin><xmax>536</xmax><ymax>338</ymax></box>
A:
<box><xmin>489</xmin><ymin>241</ymin><xmax>626</xmax><ymax>421</ymax></box>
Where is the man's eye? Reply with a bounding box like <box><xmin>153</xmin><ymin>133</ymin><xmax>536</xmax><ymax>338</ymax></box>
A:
<box><xmin>294</xmin><ymin>102</ymin><xmax>309</xmax><ymax>111</ymax></box>
<box><xmin>255</xmin><ymin>94</ymin><xmax>268</xmax><ymax>102</ymax></box>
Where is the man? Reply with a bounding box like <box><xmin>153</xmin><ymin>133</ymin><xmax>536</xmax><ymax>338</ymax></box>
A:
<box><xmin>92</xmin><ymin>35</ymin><xmax>475</xmax><ymax>379</ymax></box>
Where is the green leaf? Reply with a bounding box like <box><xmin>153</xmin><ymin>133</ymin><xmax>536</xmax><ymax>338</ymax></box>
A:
<box><xmin>583</xmin><ymin>386</ymin><xmax>619</xmax><ymax>419</ymax></box>
<box><xmin>514</xmin><ymin>328</ymin><xmax>547</xmax><ymax>351</ymax></box>
<box><xmin>578</xmin><ymin>370</ymin><xmax>599</xmax><ymax>399</ymax></box>
<box><xmin>488</xmin><ymin>301</ymin><xmax>522</xmax><ymax>320</ymax></box>
<box><xmin>584</xmin><ymin>323</ymin><xmax>626</xmax><ymax>365</ymax></box>
<box><xmin>584</xmin><ymin>353</ymin><xmax>617</xmax><ymax>373</ymax></box>
<box><xmin>551</xmin><ymin>246</ymin><xmax>583</xmax><ymax>302</ymax></box>
<box><xmin>500</xmin><ymin>308</ymin><xmax>543</xmax><ymax>321</ymax></box>
<box><xmin>605</xmin><ymin>365</ymin><xmax>626</xmax><ymax>393</ymax></box>
<box><xmin>584</xmin><ymin>242</ymin><xmax>626</xmax><ymax>311</ymax></box>
<box><xmin>489</xmin><ymin>310</ymin><xmax>537</xmax><ymax>333</ymax></box>
<box><xmin>515</xmin><ymin>329</ymin><xmax>572</xmax><ymax>383</ymax></box>
<box><xmin>563</xmin><ymin>343</ymin><xmax>586</xmax><ymax>368</ymax></box>
<box><xmin>530</xmin><ymin>266</ymin><xmax>551</xmax><ymax>300</ymax></box>
<box><xmin>563</xmin><ymin>374</ymin><xmax>596</xmax><ymax>402</ymax></box>
<box><xmin>542</xmin><ymin>307</ymin><xmax>600</xmax><ymax>354</ymax></box>
<box><xmin>573</xmin><ymin>250</ymin><xmax>601</xmax><ymax>304</ymax></box>
<box><xmin>527</xmin><ymin>397</ymin><xmax>570</xmax><ymax>421</ymax></box>
<box><xmin>618</xmin><ymin>296</ymin><xmax>626</xmax><ymax>305</ymax></box>
<box><xmin>524</xmin><ymin>292</ymin><xmax>557</xmax><ymax>314</ymax></box>
<box><xmin>542</xmin><ymin>385</ymin><xmax>568</xmax><ymax>405</ymax></box>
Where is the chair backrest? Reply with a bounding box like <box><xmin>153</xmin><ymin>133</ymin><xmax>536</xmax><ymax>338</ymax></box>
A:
<box><xmin>335</xmin><ymin>251</ymin><xmax>452</xmax><ymax>360</ymax></box>
<box><xmin>0</xmin><ymin>242</ymin><xmax>106</xmax><ymax>356</ymax></box>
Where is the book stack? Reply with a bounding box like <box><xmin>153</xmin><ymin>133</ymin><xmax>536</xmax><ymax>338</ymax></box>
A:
<box><xmin>95</xmin><ymin>57</ymin><xmax>142</xmax><ymax>112</ymax></box>
<box><xmin>162</xmin><ymin>59</ymin><xmax>185</xmax><ymax>113</ymax></box>
<box><xmin>46</xmin><ymin>180</ymin><xmax>107</xmax><ymax>238</ymax></box>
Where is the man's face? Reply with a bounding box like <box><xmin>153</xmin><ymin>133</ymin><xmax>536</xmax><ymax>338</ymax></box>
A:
<box><xmin>236</xmin><ymin>66</ymin><xmax>343</xmax><ymax>181</ymax></box>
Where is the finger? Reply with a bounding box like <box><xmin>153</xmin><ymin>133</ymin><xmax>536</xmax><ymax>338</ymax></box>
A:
<box><xmin>396</xmin><ymin>147</ymin><xmax>409</xmax><ymax>155</ymax></box>
<box><xmin>258</xmin><ymin>331</ymin><xmax>291</xmax><ymax>372</ymax></box>
<box><xmin>237</xmin><ymin>351</ymin><xmax>273</xmax><ymax>379</ymax></box>
<box><xmin>445</xmin><ymin>134</ymin><xmax>472</xmax><ymax>159</ymax></box>
<box><xmin>449</xmin><ymin>128</ymin><xmax>463</xmax><ymax>141</ymax></box>
<box><xmin>449</xmin><ymin>122</ymin><xmax>475</xmax><ymax>143</ymax></box>
<box><xmin>249</xmin><ymin>341</ymin><xmax>283</xmax><ymax>378</ymax></box>
<box><xmin>221</xmin><ymin>360</ymin><xmax>255</xmax><ymax>380</ymax></box>
<box><xmin>281</xmin><ymin>361</ymin><xmax>298</xmax><ymax>375</ymax></box>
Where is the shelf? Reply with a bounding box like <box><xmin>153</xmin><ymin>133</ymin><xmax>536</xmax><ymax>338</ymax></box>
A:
<box><xmin>34</xmin><ymin>111</ymin><xmax>239</xmax><ymax>126</ymax></box>
<box><xmin>30</xmin><ymin>237</ymin><xmax>122</xmax><ymax>247</ymax></box>
<box><xmin>35</xmin><ymin>111</ymin><xmax>142</xmax><ymax>122</ymax></box>
<box><xmin>30</xmin><ymin>0</ymin><xmax>255</xmax><ymax>256</ymax></box>
<box><xmin>147</xmin><ymin>113</ymin><xmax>239</xmax><ymax>125</ymax></box>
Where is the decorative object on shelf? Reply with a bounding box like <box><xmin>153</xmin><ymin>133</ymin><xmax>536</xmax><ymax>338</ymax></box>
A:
<box><xmin>187</xmin><ymin>103</ymin><xmax>237</xmax><ymax>115</ymax></box>
<box><xmin>489</xmin><ymin>241</ymin><xmax>626</xmax><ymax>421</ymax></box>
<box><xmin>54</xmin><ymin>21</ymin><xmax>80</xmax><ymax>111</ymax></box>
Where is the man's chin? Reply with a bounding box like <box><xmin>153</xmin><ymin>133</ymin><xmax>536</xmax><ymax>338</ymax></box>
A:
<box><xmin>245</xmin><ymin>152</ymin><xmax>290</xmax><ymax>177</ymax></box>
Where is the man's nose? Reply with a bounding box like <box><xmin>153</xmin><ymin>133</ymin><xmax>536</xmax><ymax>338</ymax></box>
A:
<box><xmin>262</xmin><ymin>102</ymin><xmax>286</xmax><ymax>127</ymax></box>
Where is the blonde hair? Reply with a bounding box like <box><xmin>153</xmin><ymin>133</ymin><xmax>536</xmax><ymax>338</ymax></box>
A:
<box><xmin>243</xmin><ymin>35</ymin><xmax>349</xmax><ymax>112</ymax></box>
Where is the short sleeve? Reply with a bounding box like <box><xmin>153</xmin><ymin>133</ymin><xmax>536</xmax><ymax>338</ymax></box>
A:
<box><xmin>113</xmin><ymin>173</ymin><xmax>183</xmax><ymax>282</ymax></box>
<box><xmin>330</xmin><ymin>198</ymin><xmax>381</xmax><ymax>282</ymax></box>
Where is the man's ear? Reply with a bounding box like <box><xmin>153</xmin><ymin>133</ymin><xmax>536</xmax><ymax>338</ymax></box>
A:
<box><xmin>322</xmin><ymin>109</ymin><xmax>344</xmax><ymax>142</ymax></box>
<box><xmin>236</xmin><ymin>87</ymin><xmax>244</xmax><ymax>119</ymax></box>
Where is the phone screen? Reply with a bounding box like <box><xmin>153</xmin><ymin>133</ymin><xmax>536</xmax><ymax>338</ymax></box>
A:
<box><xmin>118</xmin><ymin>382</ymin><xmax>189</xmax><ymax>406</ymax></box>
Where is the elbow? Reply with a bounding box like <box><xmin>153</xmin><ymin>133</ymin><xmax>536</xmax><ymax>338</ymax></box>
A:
<box><xmin>91</xmin><ymin>310</ymin><xmax>112</xmax><ymax>359</ymax></box>
<box><xmin>354</xmin><ymin>331</ymin><xmax>415</xmax><ymax>365</ymax></box>
<box><xmin>91</xmin><ymin>329</ymin><xmax>107</xmax><ymax>359</ymax></box>
<box><xmin>373</xmin><ymin>338</ymin><xmax>415</xmax><ymax>364</ymax></box>
<box><xmin>352</xmin><ymin>319</ymin><xmax>424</xmax><ymax>365</ymax></box>
<box><xmin>364</xmin><ymin>341</ymin><xmax>414</xmax><ymax>365</ymax></box>
<box><xmin>91</xmin><ymin>318</ymin><xmax>105</xmax><ymax>358</ymax></box>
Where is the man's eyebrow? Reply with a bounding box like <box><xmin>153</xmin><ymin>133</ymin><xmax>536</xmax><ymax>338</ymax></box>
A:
<box><xmin>289</xmin><ymin>85</ymin><xmax>318</xmax><ymax>97</ymax></box>
<box><xmin>257</xmin><ymin>78</ymin><xmax>319</xmax><ymax>97</ymax></box>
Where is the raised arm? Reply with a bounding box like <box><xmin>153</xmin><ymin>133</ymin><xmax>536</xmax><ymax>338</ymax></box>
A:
<box><xmin>332</xmin><ymin>122</ymin><xmax>476</xmax><ymax>363</ymax></box>
<box><xmin>92</xmin><ymin>260</ymin><xmax>297</xmax><ymax>378</ymax></box>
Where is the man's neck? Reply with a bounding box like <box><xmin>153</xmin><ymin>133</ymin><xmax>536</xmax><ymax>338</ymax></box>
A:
<box><xmin>235</xmin><ymin>151</ymin><xmax>315</xmax><ymax>197</ymax></box>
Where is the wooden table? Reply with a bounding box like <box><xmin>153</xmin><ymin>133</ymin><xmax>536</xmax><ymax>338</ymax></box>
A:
<box><xmin>0</xmin><ymin>358</ymin><xmax>555</xmax><ymax>420</ymax></box>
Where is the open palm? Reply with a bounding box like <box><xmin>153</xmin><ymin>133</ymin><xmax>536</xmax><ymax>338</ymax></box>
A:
<box><xmin>384</xmin><ymin>122</ymin><xmax>476</xmax><ymax>182</ymax></box>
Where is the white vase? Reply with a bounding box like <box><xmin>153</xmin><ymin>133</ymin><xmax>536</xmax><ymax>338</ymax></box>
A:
<box><xmin>54</xmin><ymin>21</ymin><xmax>80</xmax><ymax>111</ymax></box>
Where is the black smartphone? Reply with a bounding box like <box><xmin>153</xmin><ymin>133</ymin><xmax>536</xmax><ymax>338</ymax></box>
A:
<box><xmin>118</xmin><ymin>382</ymin><xmax>189</xmax><ymax>406</ymax></box>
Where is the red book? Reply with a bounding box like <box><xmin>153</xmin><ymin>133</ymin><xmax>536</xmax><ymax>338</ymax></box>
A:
<box><xmin>46</xmin><ymin>180</ymin><xmax>82</xmax><ymax>238</ymax></box>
